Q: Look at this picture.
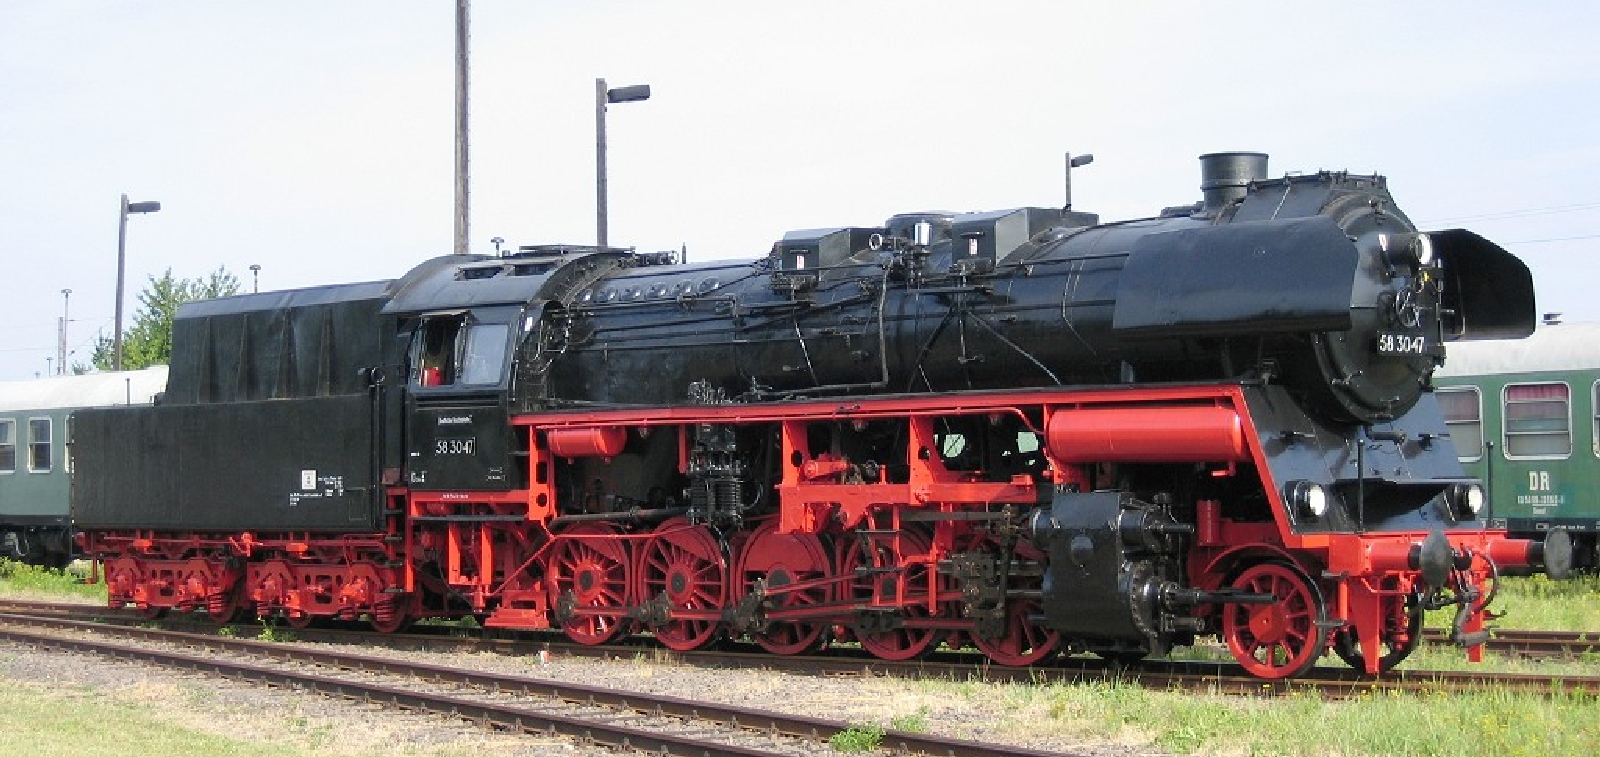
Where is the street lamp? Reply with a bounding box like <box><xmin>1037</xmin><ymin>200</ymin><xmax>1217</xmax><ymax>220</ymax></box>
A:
<box><xmin>59</xmin><ymin>289</ymin><xmax>71</xmax><ymax>375</ymax></box>
<box><xmin>114</xmin><ymin>194</ymin><xmax>161</xmax><ymax>372</ymax></box>
<box><xmin>595</xmin><ymin>78</ymin><xmax>651</xmax><ymax>247</ymax></box>
<box><xmin>249</xmin><ymin>264</ymin><xmax>261</xmax><ymax>293</ymax></box>
<box><xmin>1063</xmin><ymin>152</ymin><xmax>1095</xmax><ymax>212</ymax></box>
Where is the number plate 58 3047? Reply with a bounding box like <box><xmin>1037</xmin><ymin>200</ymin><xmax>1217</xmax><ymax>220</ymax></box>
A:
<box><xmin>1375</xmin><ymin>331</ymin><xmax>1429</xmax><ymax>355</ymax></box>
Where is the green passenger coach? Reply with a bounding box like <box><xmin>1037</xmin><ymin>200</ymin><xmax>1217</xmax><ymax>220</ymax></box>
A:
<box><xmin>1434</xmin><ymin>323</ymin><xmax>1600</xmax><ymax>570</ymax></box>
<box><xmin>0</xmin><ymin>366</ymin><xmax>168</xmax><ymax>566</ymax></box>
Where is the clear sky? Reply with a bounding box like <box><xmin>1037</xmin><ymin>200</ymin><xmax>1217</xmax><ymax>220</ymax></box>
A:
<box><xmin>2</xmin><ymin>1</ymin><xmax>1596</xmax><ymax>380</ymax></box>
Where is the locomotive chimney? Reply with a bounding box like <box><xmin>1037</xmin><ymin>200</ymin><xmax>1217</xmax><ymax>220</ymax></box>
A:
<box><xmin>1199</xmin><ymin>152</ymin><xmax>1269</xmax><ymax>213</ymax></box>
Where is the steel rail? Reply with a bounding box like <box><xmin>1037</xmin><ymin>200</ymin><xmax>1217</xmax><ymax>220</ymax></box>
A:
<box><xmin>5</xmin><ymin>601</ymin><xmax>1595</xmax><ymax>695</ymax></box>
<box><xmin>0</xmin><ymin>613</ymin><xmax>1079</xmax><ymax>757</ymax></box>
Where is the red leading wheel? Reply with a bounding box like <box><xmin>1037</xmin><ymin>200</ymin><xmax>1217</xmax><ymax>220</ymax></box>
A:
<box><xmin>633</xmin><ymin>518</ymin><xmax>727</xmax><ymax>651</ymax></box>
<box><xmin>1221</xmin><ymin>562</ymin><xmax>1326</xmax><ymax>679</ymax></box>
<box><xmin>839</xmin><ymin>528</ymin><xmax>942</xmax><ymax>661</ymax></box>
<box><xmin>969</xmin><ymin>539</ymin><xmax>1059</xmax><ymax>667</ymax></box>
<box><xmin>736</xmin><ymin>522</ymin><xmax>833</xmax><ymax>655</ymax></box>
<box><xmin>546</xmin><ymin>522</ymin><xmax>633</xmax><ymax>646</ymax></box>
<box><xmin>1333</xmin><ymin>593</ymin><xmax>1422</xmax><ymax>675</ymax></box>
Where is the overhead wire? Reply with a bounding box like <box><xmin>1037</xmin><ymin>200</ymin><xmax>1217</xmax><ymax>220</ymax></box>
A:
<box><xmin>1417</xmin><ymin>200</ymin><xmax>1600</xmax><ymax>247</ymax></box>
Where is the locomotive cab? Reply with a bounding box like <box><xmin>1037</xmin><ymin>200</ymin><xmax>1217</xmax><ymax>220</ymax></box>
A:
<box><xmin>402</xmin><ymin>307</ymin><xmax>519</xmax><ymax>491</ymax></box>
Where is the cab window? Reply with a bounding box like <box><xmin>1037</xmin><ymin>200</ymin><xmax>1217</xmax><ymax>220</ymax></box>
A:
<box><xmin>415</xmin><ymin>319</ymin><xmax>461</xmax><ymax>387</ymax></box>
<box><xmin>459</xmin><ymin>323</ymin><xmax>510</xmax><ymax>385</ymax></box>
<box><xmin>413</xmin><ymin>317</ymin><xmax>510</xmax><ymax>388</ymax></box>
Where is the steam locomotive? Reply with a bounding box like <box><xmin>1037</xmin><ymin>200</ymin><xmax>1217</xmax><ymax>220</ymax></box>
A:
<box><xmin>73</xmin><ymin>152</ymin><xmax>1571</xmax><ymax>679</ymax></box>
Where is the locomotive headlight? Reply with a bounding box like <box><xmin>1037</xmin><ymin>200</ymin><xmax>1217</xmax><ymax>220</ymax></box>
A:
<box><xmin>1447</xmin><ymin>482</ymin><xmax>1486</xmax><ymax>518</ymax></box>
<box><xmin>1412</xmin><ymin>233</ymin><xmax>1436</xmax><ymax>268</ymax></box>
<box><xmin>1285</xmin><ymin>480</ymin><xmax>1329</xmax><ymax>518</ymax></box>
<box><xmin>1379</xmin><ymin>232</ymin><xmax>1437</xmax><ymax>270</ymax></box>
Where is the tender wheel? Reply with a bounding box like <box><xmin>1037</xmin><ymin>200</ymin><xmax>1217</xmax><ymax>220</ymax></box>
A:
<box><xmin>283</xmin><ymin>611</ymin><xmax>317</xmax><ymax>629</ymax></box>
<box><xmin>736</xmin><ymin>522</ymin><xmax>833</xmax><ymax>655</ymax></box>
<box><xmin>206</xmin><ymin>595</ymin><xmax>246</xmax><ymax>624</ymax></box>
<box><xmin>1333</xmin><ymin>594</ymin><xmax>1422</xmax><ymax>674</ymax></box>
<box><xmin>839</xmin><ymin>528</ymin><xmax>941</xmax><ymax>661</ymax></box>
<box><xmin>1221</xmin><ymin>562</ymin><xmax>1326</xmax><ymax>679</ymax></box>
<box><xmin>546</xmin><ymin>522</ymin><xmax>632</xmax><ymax>646</ymax></box>
<box><xmin>368</xmin><ymin>609</ymin><xmax>410</xmax><ymax>633</ymax></box>
<box><xmin>633</xmin><ymin>518</ymin><xmax>726</xmax><ymax>651</ymax></box>
<box><xmin>969</xmin><ymin>538</ymin><xmax>1058</xmax><ymax>667</ymax></box>
<box><xmin>136</xmin><ymin>605</ymin><xmax>168</xmax><ymax>620</ymax></box>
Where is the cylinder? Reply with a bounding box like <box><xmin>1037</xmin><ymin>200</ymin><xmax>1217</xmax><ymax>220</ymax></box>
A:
<box><xmin>547</xmin><ymin>426</ymin><xmax>627</xmax><ymax>457</ymax></box>
<box><xmin>1199</xmin><ymin>152</ymin><xmax>1269</xmax><ymax>211</ymax></box>
<box><xmin>1046</xmin><ymin>405</ymin><xmax>1248</xmax><ymax>463</ymax></box>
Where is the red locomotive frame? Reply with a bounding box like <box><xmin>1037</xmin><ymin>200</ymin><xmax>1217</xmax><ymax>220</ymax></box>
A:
<box><xmin>86</xmin><ymin>382</ymin><xmax>1518</xmax><ymax>678</ymax></box>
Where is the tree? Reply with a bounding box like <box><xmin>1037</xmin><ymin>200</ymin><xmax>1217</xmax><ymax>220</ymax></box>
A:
<box><xmin>88</xmin><ymin>266</ymin><xmax>242</xmax><ymax>371</ymax></box>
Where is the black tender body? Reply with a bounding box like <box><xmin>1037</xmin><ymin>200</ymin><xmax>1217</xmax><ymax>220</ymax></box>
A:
<box><xmin>74</xmin><ymin>282</ymin><xmax>396</xmax><ymax>531</ymax></box>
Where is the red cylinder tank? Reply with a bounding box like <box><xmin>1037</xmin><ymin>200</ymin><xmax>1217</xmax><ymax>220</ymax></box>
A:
<box><xmin>1046</xmin><ymin>405</ymin><xmax>1248</xmax><ymax>463</ymax></box>
<box><xmin>546</xmin><ymin>426</ymin><xmax>627</xmax><ymax>458</ymax></box>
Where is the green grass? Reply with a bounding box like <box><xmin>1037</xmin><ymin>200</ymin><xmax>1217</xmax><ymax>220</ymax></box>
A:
<box><xmin>888</xmin><ymin>708</ymin><xmax>931</xmax><ymax>733</ymax></box>
<box><xmin>898</xmin><ymin>671</ymin><xmax>1600</xmax><ymax>757</ymax></box>
<box><xmin>1042</xmin><ymin>679</ymin><xmax>1597</xmax><ymax>757</ymax></box>
<box><xmin>0</xmin><ymin>678</ymin><xmax>556</xmax><ymax>757</ymax></box>
<box><xmin>0</xmin><ymin>684</ymin><xmax>314</xmax><ymax>757</ymax></box>
<box><xmin>0</xmin><ymin>559</ymin><xmax>106</xmax><ymax>601</ymax></box>
<box><xmin>1478</xmin><ymin>573</ymin><xmax>1600</xmax><ymax>630</ymax></box>
<box><xmin>828</xmin><ymin>725</ymin><xmax>884</xmax><ymax>752</ymax></box>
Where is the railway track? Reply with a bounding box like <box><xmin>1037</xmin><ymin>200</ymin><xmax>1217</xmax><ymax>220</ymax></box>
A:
<box><xmin>1421</xmin><ymin>627</ymin><xmax>1600</xmax><ymax>658</ymax></box>
<box><xmin>0</xmin><ymin>611</ymin><xmax>1075</xmax><ymax>757</ymax></box>
<box><xmin>5</xmin><ymin>600</ymin><xmax>1596</xmax><ymax>698</ymax></box>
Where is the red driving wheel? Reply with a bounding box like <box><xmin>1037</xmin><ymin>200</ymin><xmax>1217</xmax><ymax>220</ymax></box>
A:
<box><xmin>736</xmin><ymin>522</ymin><xmax>833</xmax><ymax>655</ymax></box>
<box><xmin>633</xmin><ymin>518</ymin><xmax>727</xmax><ymax>651</ymax></box>
<box><xmin>546</xmin><ymin>522</ymin><xmax>633</xmax><ymax>645</ymax></box>
<box><xmin>839</xmin><ymin>528</ymin><xmax>941</xmax><ymax>661</ymax></box>
<box><xmin>1221</xmin><ymin>562</ymin><xmax>1326</xmax><ymax>679</ymax></box>
<box><xmin>969</xmin><ymin>538</ymin><xmax>1058</xmax><ymax>667</ymax></box>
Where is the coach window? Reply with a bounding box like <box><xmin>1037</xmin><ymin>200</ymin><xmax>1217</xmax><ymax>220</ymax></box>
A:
<box><xmin>1593</xmin><ymin>381</ymin><xmax>1600</xmax><ymax>458</ymax></box>
<box><xmin>1437</xmin><ymin>387</ymin><xmax>1483</xmax><ymax>461</ymax></box>
<box><xmin>0</xmin><ymin>419</ymin><xmax>14</xmax><ymax>473</ymax></box>
<box><xmin>27</xmin><ymin>418</ymin><xmax>51</xmax><ymax>473</ymax></box>
<box><xmin>1503</xmin><ymin>382</ymin><xmax>1571</xmax><ymax>459</ymax></box>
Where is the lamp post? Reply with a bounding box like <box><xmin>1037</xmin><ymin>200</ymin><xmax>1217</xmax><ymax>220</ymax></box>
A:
<box><xmin>114</xmin><ymin>193</ymin><xmax>161</xmax><ymax>372</ymax></box>
<box><xmin>453</xmin><ymin>0</ymin><xmax>470</xmax><ymax>255</ymax></box>
<box><xmin>595</xmin><ymin>78</ymin><xmax>651</xmax><ymax>247</ymax></box>
<box><xmin>249</xmin><ymin>264</ymin><xmax>261</xmax><ymax>293</ymax></box>
<box><xmin>1064</xmin><ymin>152</ymin><xmax>1095</xmax><ymax>211</ymax></box>
<box><xmin>59</xmin><ymin>289</ymin><xmax>71</xmax><ymax>374</ymax></box>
